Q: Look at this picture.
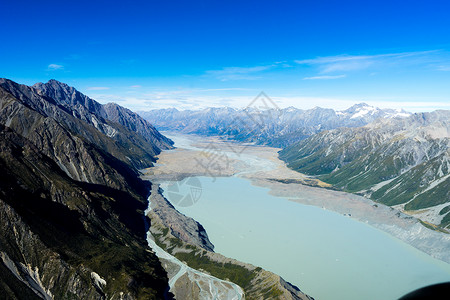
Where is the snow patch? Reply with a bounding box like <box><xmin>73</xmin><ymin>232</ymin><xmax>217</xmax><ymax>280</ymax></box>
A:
<box><xmin>350</xmin><ymin>106</ymin><xmax>377</xmax><ymax>119</ymax></box>
<box><xmin>91</xmin><ymin>272</ymin><xmax>107</xmax><ymax>289</ymax></box>
<box><xmin>91</xmin><ymin>116</ymin><xmax>100</xmax><ymax>129</ymax></box>
<box><xmin>285</xmin><ymin>106</ymin><xmax>297</xmax><ymax>113</ymax></box>
<box><xmin>417</xmin><ymin>174</ymin><xmax>449</xmax><ymax>196</ymax></box>
<box><xmin>390</xmin><ymin>112</ymin><xmax>411</xmax><ymax>118</ymax></box>
<box><xmin>103</xmin><ymin>124</ymin><xmax>117</xmax><ymax>138</ymax></box>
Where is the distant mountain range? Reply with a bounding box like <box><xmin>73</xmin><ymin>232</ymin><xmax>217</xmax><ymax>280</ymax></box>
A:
<box><xmin>279</xmin><ymin>111</ymin><xmax>450</xmax><ymax>229</ymax></box>
<box><xmin>139</xmin><ymin>103</ymin><xmax>411</xmax><ymax>147</ymax></box>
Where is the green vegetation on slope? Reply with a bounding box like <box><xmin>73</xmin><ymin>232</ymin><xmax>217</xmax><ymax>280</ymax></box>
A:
<box><xmin>278</xmin><ymin>118</ymin><xmax>450</xmax><ymax>228</ymax></box>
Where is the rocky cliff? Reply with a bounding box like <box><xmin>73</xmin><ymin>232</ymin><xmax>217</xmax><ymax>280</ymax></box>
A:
<box><xmin>148</xmin><ymin>187</ymin><xmax>214</xmax><ymax>252</ymax></box>
<box><xmin>0</xmin><ymin>79</ymin><xmax>173</xmax><ymax>299</ymax></box>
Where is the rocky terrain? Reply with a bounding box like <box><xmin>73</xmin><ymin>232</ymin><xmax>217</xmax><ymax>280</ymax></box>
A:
<box><xmin>32</xmin><ymin>79</ymin><xmax>173</xmax><ymax>166</ymax></box>
<box><xmin>139</xmin><ymin>103</ymin><xmax>410</xmax><ymax>147</ymax></box>
<box><xmin>0</xmin><ymin>79</ymin><xmax>173</xmax><ymax>299</ymax></box>
<box><xmin>103</xmin><ymin>102</ymin><xmax>172</xmax><ymax>151</ymax></box>
<box><xmin>148</xmin><ymin>185</ymin><xmax>214</xmax><ymax>252</ymax></box>
<box><xmin>279</xmin><ymin>111</ymin><xmax>450</xmax><ymax>229</ymax></box>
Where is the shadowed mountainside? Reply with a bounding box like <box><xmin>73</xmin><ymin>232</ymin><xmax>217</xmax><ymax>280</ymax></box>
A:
<box><xmin>0</xmin><ymin>78</ymin><xmax>173</xmax><ymax>299</ymax></box>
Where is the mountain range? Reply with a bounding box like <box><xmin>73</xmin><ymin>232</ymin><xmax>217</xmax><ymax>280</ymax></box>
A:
<box><xmin>139</xmin><ymin>103</ymin><xmax>411</xmax><ymax>147</ymax></box>
<box><xmin>279</xmin><ymin>111</ymin><xmax>450</xmax><ymax>229</ymax></box>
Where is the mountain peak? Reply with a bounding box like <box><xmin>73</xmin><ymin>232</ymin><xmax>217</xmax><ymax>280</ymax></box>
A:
<box><xmin>33</xmin><ymin>79</ymin><xmax>71</xmax><ymax>91</ymax></box>
<box><xmin>47</xmin><ymin>78</ymin><xmax>71</xmax><ymax>88</ymax></box>
<box><xmin>47</xmin><ymin>78</ymin><xmax>65</xmax><ymax>84</ymax></box>
<box><xmin>33</xmin><ymin>79</ymin><xmax>108</xmax><ymax>118</ymax></box>
<box><xmin>284</xmin><ymin>106</ymin><xmax>298</xmax><ymax>113</ymax></box>
<box><xmin>340</xmin><ymin>103</ymin><xmax>378</xmax><ymax>118</ymax></box>
<box><xmin>347</xmin><ymin>102</ymin><xmax>373</xmax><ymax>110</ymax></box>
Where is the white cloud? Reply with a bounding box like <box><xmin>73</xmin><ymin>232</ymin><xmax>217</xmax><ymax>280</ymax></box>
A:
<box><xmin>85</xmin><ymin>89</ymin><xmax>450</xmax><ymax>113</ymax></box>
<box><xmin>437</xmin><ymin>65</ymin><xmax>450</xmax><ymax>71</ymax></box>
<box><xmin>196</xmin><ymin>88</ymin><xmax>254</xmax><ymax>92</ymax></box>
<box><xmin>206</xmin><ymin>65</ymin><xmax>274</xmax><ymax>81</ymax></box>
<box><xmin>130</xmin><ymin>85</ymin><xmax>142</xmax><ymax>88</ymax></box>
<box><xmin>47</xmin><ymin>64</ymin><xmax>64</xmax><ymax>70</ymax></box>
<box><xmin>295</xmin><ymin>50</ymin><xmax>439</xmax><ymax>73</ymax></box>
<box><xmin>303</xmin><ymin>75</ymin><xmax>346</xmax><ymax>80</ymax></box>
<box><xmin>86</xmin><ymin>86</ymin><xmax>110</xmax><ymax>91</ymax></box>
<box><xmin>364</xmin><ymin>100</ymin><xmax>450</xmax><ymax>112</ymax></box>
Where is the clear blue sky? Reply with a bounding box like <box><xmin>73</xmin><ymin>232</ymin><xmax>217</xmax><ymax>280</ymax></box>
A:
<box><xmin>1</xmin><ymin>0</ymin><xmax>450</xmax><ymax>111</ymax></box>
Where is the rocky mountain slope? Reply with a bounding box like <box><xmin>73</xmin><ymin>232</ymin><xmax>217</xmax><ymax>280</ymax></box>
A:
<box><xmin>103</xmin><ymin>102</ymin><xmax>172</xmax><ymax>151</ymax></box>
<box><xmin>279</xmin><ymin>111</ymin><xmax>450</xmax><ymax>229</ymax></box>
<box><xmin>139</xmin><ymin>103</ymin><xmax>410</xmax><ymax>147</ymax></box>
<box><xmin>33</xmin><ymin>79</ymin><xmax>173</xmax><ymax>164</ymax></box>
<box><xmin>0</xmin><ymin>78</ymin><xmax>173</xmax><ymax>299</ymax></box>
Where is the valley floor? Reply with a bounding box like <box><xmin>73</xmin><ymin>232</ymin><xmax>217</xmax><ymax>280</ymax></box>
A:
<box><xmin>142</xmin><ymin>132</ymin><xmax>450</xmax><ymax>264</ymax></box>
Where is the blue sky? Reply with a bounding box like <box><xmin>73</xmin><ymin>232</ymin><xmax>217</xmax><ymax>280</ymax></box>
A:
<box><xmin>1</xmin><ymin>0</ymin><xmax>450</xmax><ymax>111</ymax></box>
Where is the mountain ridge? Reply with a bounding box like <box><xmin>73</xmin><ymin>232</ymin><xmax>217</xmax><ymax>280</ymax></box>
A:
<box><xmin>33</xmin><ymin>79</ymin><xmax>174</xmax><ymax>153</ymax></box>
<box><xmin>279</xmin><ymin>110</ymin><xmax>450</xmax><ymax>228</ymax></box>
<box><xmin>139</xmin><ymin>103</ymin><xmax>411</xmax><ymax>147</ymax></box>
<box><xmin>0</xmin><ymin>78</ymin><xmax>176</xmax><ymax>299</ymax></box>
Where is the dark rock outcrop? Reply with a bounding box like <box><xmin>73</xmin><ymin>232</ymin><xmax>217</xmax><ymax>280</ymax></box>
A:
<box><xmin>149</xmin><ymin>185</ymin><xmax>214</xmax><ymax>252</ymax></box>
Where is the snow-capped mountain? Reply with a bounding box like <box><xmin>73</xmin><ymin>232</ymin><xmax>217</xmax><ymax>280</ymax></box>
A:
<box><xmin>337</xmin><ymin>102</ymin><xmax>411</xmax><ymax>119</ymax></box>
<box><xmin>139</xmin><ymin>103</ymin><xmax>412</xmax><ymax>147</ymax></box>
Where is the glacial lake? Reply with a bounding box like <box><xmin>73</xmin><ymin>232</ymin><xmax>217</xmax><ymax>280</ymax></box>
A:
<box><xmin>161</xmin><ymin>176</ymin><xmax>450</xmax><ymax>300</ymax></box>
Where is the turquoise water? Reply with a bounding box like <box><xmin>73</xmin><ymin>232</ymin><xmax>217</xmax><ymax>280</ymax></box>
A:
<box><xmin>161</xmin><ymin>176</ymin><xmax>450</xmax><ymax>300</ymax></box>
